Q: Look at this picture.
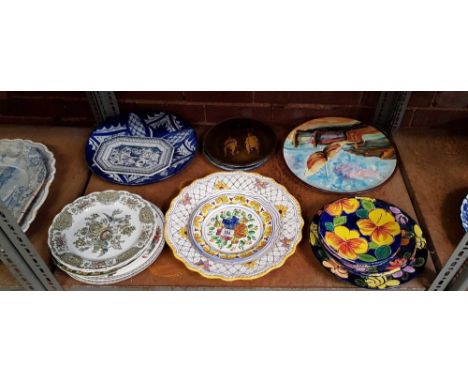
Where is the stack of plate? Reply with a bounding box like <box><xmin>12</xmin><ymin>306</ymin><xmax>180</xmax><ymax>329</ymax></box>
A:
<box><xmin>86</xmin><ymin>111</ymin><xmax>198</xmax><ymax>185</ymax></box>
<box><xmin>164</xmin><ymin>171</ymin><xmax>303</xmax><ymax>281</ymax></box>
<box><xmin>0</xmin><ymin>139</ymin><xmax>56</xmax><ymax>231</ymax></box>
<box><xmin>203</xmin><ymin>118</ymin><xmax>275</xmax><ymax>171</ymax></box>
<box><xmin>309</xmin><ymin>197</ymin><xmax>428</xmax><ymax>289</ymax></box>
<box><xmin>48</xmin><ymin>190</ymin><xmax>164</xmax><ymax>285</ymax></box>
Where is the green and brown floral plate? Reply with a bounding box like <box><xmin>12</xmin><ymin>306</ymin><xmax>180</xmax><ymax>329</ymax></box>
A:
<box><xmin>48</xmin><ymin>190</ymin><xmax>158</xmax><ymax>274</ymax></box>
<box><xmin>310</xmin><ymin>207</ymin><xmax>428</xmax><ymax>289</ymax></box>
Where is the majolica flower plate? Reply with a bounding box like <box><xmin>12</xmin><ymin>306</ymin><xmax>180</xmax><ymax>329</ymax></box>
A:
<box><xmin>86</xmin><ymin>111</ymin><xmax>197</xmax><ymax>185</ymax></box>
<box><xmin>203</xmin><ymin>118</ymin><xmax>275</xmax><ymax>170</ymax></box>
<box><xmin>0</xmin><ymin>139</ymin><xmax>48</xmax><ymax>222</ymax></box>
<box><xmin>461</xmin><ymin>195</ymin><xmax>468</xmax><ymax>232</ymax></box>
<box><xmin>318</xmin><ymin>197</ymin><xmax>403</xmax><ymax>273</ymax></box>
<box><xmin>48</xmin><ymin>190</ymin><xmax>158</xmax><ymax>274</ymax></box>
<box><xmin>56</xmin><ymin>203</ymin><xmax>165</xmax><ymax>285</ymax></box>
<box><xmin>310</xmin><ymin>207</ymin><xmax>428</xmax><ymax>289</ymax></box>
<box><xmin>188</xmin><ymin>191</ymin><xmax>280</xmax><ymax>264</ymax></box>
<box><xmin>165</xmin><ymin>171</ymin><xmax>303</xmax><ymax>281</ymax></box>
<box><xmin>283</xmin><ymin>117</ymin><xmax>397</xmax><ymax>193</ymax></box>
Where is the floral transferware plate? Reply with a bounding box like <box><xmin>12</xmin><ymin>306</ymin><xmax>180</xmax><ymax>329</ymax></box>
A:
<box><xmin>0</xmin><ymin>139</ymin><xmax>48</xmax><ymax>222</ymax></box>
<box><xmin>48</xmin><ymin>190</ymin><xmax>158</xmax><ymax>273</ymax></box>
<box><xmin>188</xmin><ymin>191</ymin><xmax>281</xmax><ymax>264</ymax></box>
<box><xmin>16</xmin><ymin>140</ymin><xmax>56</xmax><ymax>231</ymax></box>
<box><xmin>310</xmin><ymin>208</ymin><xmax>427</xmax><ymax>289</ymax></box>
<box><xmin>283</xmin><ymin>117</ymin><xmax>397</xmax><ymax>193</ymax></box>
<box><xmin>55</xmin><ymin>203</ymin><xmax>165</xmax><ymax>285</ymax></box>
<box><xmin>318</xmin><ymin>197</ymin><xmax>403</xmax><ymax>273</ymax></box>
<box><xmin>86</xmin><ymin>111</ymin><xmax>197</xmax><ymax>185</ymax></box>
<box><xmin>203</xmin><ymin>118</ymin><xmax>275</xmax><ymax>170</ymax></box>
<box><xmin>461</xmin><ymin>195</ymin><xmax>468</xmax><ymax>232</ymax></box>
<box><xmin>165</xmin><ymin>171</ymin><xmax>303</xmax><ymax>281</ymax></box>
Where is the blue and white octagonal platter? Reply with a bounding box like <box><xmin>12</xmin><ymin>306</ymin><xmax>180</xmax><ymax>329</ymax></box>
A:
<box><xmin>461</xmin><ymin>194</ymin><xmax>468</xmax><ymax>232</ymax></box>
<box><xmin>86</xmin><ymin>111</ymin><xmax>198</xmax><ymax>185</ymax></box>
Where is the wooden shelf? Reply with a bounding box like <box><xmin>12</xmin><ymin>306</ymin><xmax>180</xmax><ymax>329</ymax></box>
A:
<box><xmin>394</xmin><ymin>127</ymin><xmax>468</xmax><ymax>269</ymax></box>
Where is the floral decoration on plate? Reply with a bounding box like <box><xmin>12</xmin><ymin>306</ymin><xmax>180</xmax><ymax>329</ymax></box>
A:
<box><xmin>309</xmin><ymin>206</ymin><xmax>427</xmax><ymax>289</ymax></box>
<box><xmin>165</xmin><ymin>171</ymin><xmax>303</xmax><ymax>281</ymax></box>
<box><xmin>48</xmin><ymin>190</ymin><xmax>158</xmax><ymax>273</ymax></box>
<box><xmin>318</xmin><ymin>197</ymin><xmax>403</xmax><ymax>272</ymax></box>
<box><xmin>461</xmin><ymin>194</ymin><xmax>468</xmax><ymax>232</ymax></box>
<box><xmin>189</xmin><ymin>191</ymin><xmax>280</xmax><ymax>264</ymax></box>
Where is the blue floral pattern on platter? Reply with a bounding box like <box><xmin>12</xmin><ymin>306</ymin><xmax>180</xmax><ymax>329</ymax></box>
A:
<box><xmin>461</xmin><ymin>195</ymin><xmax>468</xmax><ymax>232</ymax></box>
<box><xmin>86</xmin><ymin>112</ymin><xmax>197</xmax><ymax>185</ymax></box>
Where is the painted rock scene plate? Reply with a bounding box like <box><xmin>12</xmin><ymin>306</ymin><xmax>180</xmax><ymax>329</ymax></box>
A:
<box><xmin>188</xmin><ymin>191</ymin><xmax>281</xmax><ymax>264</ymax></box>
<box><xmin>310</xmin><ymin>203</ymin><xmax>428</xmax><ymax>289</ymax></box>
<box><xmin>164</xmin><ymin>171</ymin><xmax>303</xmax><ymax>281</ymax></box>
<box><xmin>86</xmin><ymin>111</ymin><xmax>197</xmax><ymax>185</ymax></box>
<box><xmin>283</xmin><ymin>117</ymin><xmax>397</xmax><ymax>193</ymax></box>
<box><xmin>203</xmin><ymin>118</ymin><xmax>276</xmax><ymax>170</ymax></box>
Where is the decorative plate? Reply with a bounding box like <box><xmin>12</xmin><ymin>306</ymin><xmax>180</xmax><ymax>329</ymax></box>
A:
<box><xmin>16</xmin><ymin>140</ymin><xmax>56</xmax><ymax>231</ymax></box>
<box><xmin>203</xmin><ymin>118</ymin><xmax>275</xmax><ymax>170</ymax></box>
<box><xmin>0</xmin><ymin>139</ymin><xmax>48</xmax><ymax>222</ymax></box>
<box><xmin>48</xmin><ymin>190</ymin><xmax>158</xmax><ymax>273</ymax></box>
<box><xmin>461</xmin><ymin>195</ymin><xmax>468</xmax><ymax>232</ymax></box>
<box><xmin>283</xmin><ymin>117</ymin><xmax>397</xmax><ymax>193</ymax></box>
<box><xmin>165</xmin><ymin>171</ymin><xmax>303</xmax><ymax>281</ymax></box>
<box><xmin>188</xmin><ymin>191</ymin><xmax>281</xmax><ymax>264</ymax></box>
<box><xmin>310</xmin><ymin>208</ymin><xmax>428</xmax><ymax>289</ymax></box>
<box><xmin>86</xmin><ymin>111</ymin><xmax>197</xmax><ymax>185</ymax></box>
<box><xmin>318</xmin><ymin>197</ymin><xmax>402</xmax><ymax>273</ymax></box>
<box><xmin>56</xmin><ymin>204</ymin><xmax>165</xmax><ymax>285</ymax></box>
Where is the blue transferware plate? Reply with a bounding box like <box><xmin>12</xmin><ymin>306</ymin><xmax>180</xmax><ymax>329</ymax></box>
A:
<box><xmin>86</xmin><ymin>111</ymin><xmax>198</xmax><ymax>185</ymax></box>
<box><xmin>461</xmin><ymin>195</ymin><xmax>468</xmax><ymax>232</ymax></box>
<box><xmin>310</xmin><ymin>207</ymin><xmax>428</xmax><ymax>289</ymax></box>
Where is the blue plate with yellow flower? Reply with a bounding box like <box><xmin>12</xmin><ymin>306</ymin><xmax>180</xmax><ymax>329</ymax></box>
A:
<box><xmin>310</xmin><ymin>204</ymin><xmax>428</xmax><ymax>289</ymax></box>
<box><xmin>318</xmin><ymin>197</ymin><xmax>407</xmax><ymax>273</ymax></box>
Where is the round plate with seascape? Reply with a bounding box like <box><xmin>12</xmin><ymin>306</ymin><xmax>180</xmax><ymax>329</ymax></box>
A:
<box><xmin>56</xmin><ymin>203</ymin><xmax>165</xmax><ymax>285</ymax></box>
<box><xmin>461</xmin><ymin>194</ymin><xmax>468</xmax><ymax>232</ymax></box>
<box><xmin>283</xmin><ymin>117</ymin><xmax>397</xmax><ymax>193</ymax></box>
<box><xmin>203</xmin><ymin>118</ymin><xmax>275</xmax><ymax>170</ymax></box>
<box><xmin>48</xmin><ymin>190</ymin><xmax>158</xmax><ymax>273</ymax></box>
<box><xmin>310</xmin><ymin>208</ymin><xmax>428</xmax><ymax>289</ymax></box>
<box><xmin>318</xmin><ymin>197</ymin><xmax>403</xmax><ymax>273</ymax></box>
<box><xmin>86</xmin><ymin>111</ymin><xmax>197</xmax><ymax>185</ymax></box>
<box><xmin>165</xmin><ymin>171</ymin><xmax>303</xmax><ymax>281</ymax></box>
<box><xmin>189</xmin><ymin>191</ymin><xmax>280</xmax><ymax>264</ymax></box>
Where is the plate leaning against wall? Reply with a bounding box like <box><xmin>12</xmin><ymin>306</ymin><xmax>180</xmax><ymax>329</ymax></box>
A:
<box><xmin>0</xmin><ymin>139</ymin><xmax>56</xmax><ymax>231</ymax></box>
<box><xmin>164</xmin><ymin>171</ymin><xmax>303</xmax><ymax>281</ymax></box>
<box><xmin>86</xmin><ymin>111</ymin><xmax>198</xmax><ymax>185</ymax></box>
<box><xmin>283</xmin><ymin>117</ymin><xmax>398</xmax><ymax>193</ymax></box>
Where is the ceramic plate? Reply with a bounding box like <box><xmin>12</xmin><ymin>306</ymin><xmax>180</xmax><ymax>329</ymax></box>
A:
<box><xmin>188</xmin><ymin>191</ymin><xmax>281</xmax><ymax>264</ymax></box>
<box><xmin>16</xmin><ymin>140</ymin><xmax>56</xmax><ymax>231</ymax></box>
<box><xmin>203</xmin><ymin>118</ymin><xmax>275</xmax><ymax>170</ymax></box>
<box><xmin>310</xmin><ymin>207</ymin><xmax>428</xmax><ymax>289</ymax></box>
<box><xmin>318</xmin><ymin>197</ymin><xmax>403</xmax><ymax>273</ymax></box>
<box><xmin>165</xmin><ymin>171</ymin><xmax>303</xmax><ymax>281</ymax></box>
<box><xmin>48</xmin><ymin>190</ymin><xmax>158</xmax><ymax>273</ymax></box>
<box><xmin>0</xmin><ymin>139</ymin><xmax>48</xmax><ymax>222</ymax></box>
<box><xmin>283</xmin><ymin>117</ymin><xmax>397</xmax><ymax>193</ymax></box>
<box><xmin>461</xmin><ymin>195</ymin><xmax>468</xmax><ymax>232</ymax></box>
<box><xmin>203</xmin><ymin>146</ymin><xmax>270</xmax><ymax>171</ymax></box>
<box><xmin>56</xmin><ymin>204</ymin><xmax>165</xmax><ymax>285</ymax></box>
<box><xmin>86</xmin><ymin>111</ymin><xmax>197</xmax><ymax>185</ymax></box>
